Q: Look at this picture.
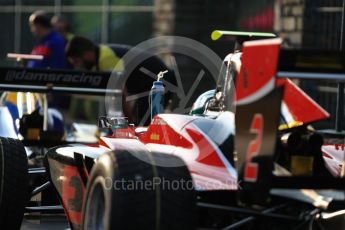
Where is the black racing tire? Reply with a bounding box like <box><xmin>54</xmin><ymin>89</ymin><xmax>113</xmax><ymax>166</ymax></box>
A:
<box><xmin>0</xmin><ymin>137</ymin><xmax>29</xmax><ymax>230</ymax></box>
<box><xmin>82</xmin><ymin>150</ymin><xmax>197</xmax><ymax>230</ymax></box>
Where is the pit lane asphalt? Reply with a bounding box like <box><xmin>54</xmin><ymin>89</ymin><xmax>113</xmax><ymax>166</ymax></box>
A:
<box><xmin>21</xmin><ymin>214</ymin><xmax>69</xmax><ymax>230</ymax></box>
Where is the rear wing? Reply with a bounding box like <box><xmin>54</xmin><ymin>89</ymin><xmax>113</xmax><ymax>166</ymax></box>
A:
<box><xmin>0</xmin><ymin>67</ymin><xmax>122</xmax><ymax>95</ymax></box>
<box><xmin>278</xmin><ymin>49</ymin><xmax>345</xmax><ymax>132</ymax></box>
<box><xmin>235</xmin><ymin>39</ymin><xmax>345</xmax><ymax>206</ymax></box>
<box><xmin>211</xmin><ymin>30</ymin><xmax>276</xmax><ymax>41</ymax></box>
<box><xmin>277</xmin><ymin>49</ymin><xmax>345</xmax><ymax>81</ymax></box>
<box><xmin>211</xmin><ymin>30</ymin><xmax>276</xmax><ymax>51</ymax></box>
<box><xmin>235</xmin><ymin>38</ymin><xmax>283</xmax><ymax>204</ymax></box>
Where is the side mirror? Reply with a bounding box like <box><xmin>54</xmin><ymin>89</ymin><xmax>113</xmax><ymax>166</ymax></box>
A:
<box><xmin>98</xmin><ymin>116</ymin><xmax>111</xmax><ymax>129</ymax></box>
<box><xmin>98</xmin><ymin>116</ymin><xmax>129</xmax><ymax>130</ymax></box>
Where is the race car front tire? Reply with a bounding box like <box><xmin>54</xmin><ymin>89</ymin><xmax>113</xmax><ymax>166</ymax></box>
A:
<box><xmin>0</xmin><ymin>137</ymin><xmax>29</xmax><ymax>229</ymax></box>
<box><xmin>82</xmin><ymin>150</ymin><xmax>197</xmax><ymax>230</ymax></box>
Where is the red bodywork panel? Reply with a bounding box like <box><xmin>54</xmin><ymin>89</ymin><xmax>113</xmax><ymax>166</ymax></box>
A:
<box><xmin>236</xmin><ymin>38</ymin><xmax>329</xmax><ymax>127</ymax></box>
<box><xmin>236</xmin><ymin>39</ymin><xmax>280</xmax><ymax>104</ymax></box>
<box><xmin>61</xmin><ymin>165</ymin><xmax>85</xmax><ymax>227</ymax></box>
<box><xmin>140</xmin><ymin>116</ymin><xmax>193</xmax><ymax>149</ymax></box>
<box><xmin>322</xmin><ymin>144</ymin><xmax>345</xmax><ymax>177</ymax></box>
<box><xmin>186</xmin><ymin>128</ymin><xmax>224</xmax><ymax>167</ymax></box>
<box><xmin>138</xmin><ymin>115</ymin><xmax>237</xmax><ymax>190</ymax></box>
<box><xmin>277</xmin><ymin>78</ymin><xmax>330</xmax><ymax>127</ymax></box>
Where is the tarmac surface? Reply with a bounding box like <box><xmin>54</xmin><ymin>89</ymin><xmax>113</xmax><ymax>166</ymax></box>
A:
<box><xmin>21</xmin><ymin>214</ymin><xmax>70</xmax><ymax>230</ymax></box>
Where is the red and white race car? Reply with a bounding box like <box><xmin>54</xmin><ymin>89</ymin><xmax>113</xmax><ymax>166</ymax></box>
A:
<box><xmin>1</xmin><ymin>31</ymin><xmax>345</xmax><ymax>230</ymax></box>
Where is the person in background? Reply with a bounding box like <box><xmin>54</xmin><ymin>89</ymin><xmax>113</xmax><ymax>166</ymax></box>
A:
<box><xmin>65</xmin><ymin>36</ymin><xmax>176</xmax><ymax>125</ymax></box>
<box><xmin>65</xmin><ymin>36</ymin><xmax>125</xmax><ymax>122</ymax></box>
<box><xmin>28</xmin><ymin>11</ymin><xmax>67</xmax><ymax>69</ymax></box>
<box><xmin>51</xmin><ymin>15</ymin><xmax>74</xmax><ymax>42</ymax></box>
<box><xmin>65</xmin><ymin>36</ymin><xmax>124</xmax><ymax>72</ymax></box>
